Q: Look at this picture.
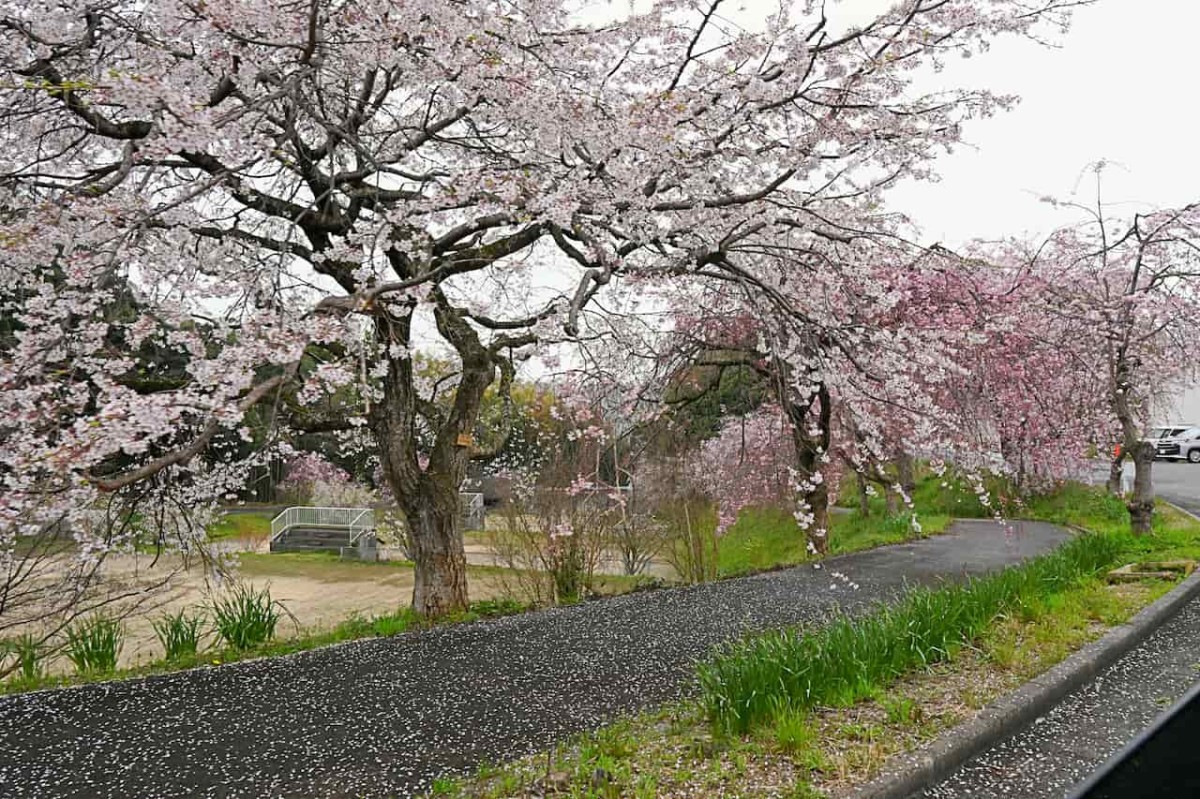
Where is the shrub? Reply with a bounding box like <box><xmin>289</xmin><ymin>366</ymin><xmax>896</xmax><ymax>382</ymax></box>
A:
<box><xmin>698</xmin><ymin>533</ymin><xmax>1125</xmax><ymax>733</ymax></box>
<box><xmin>659</xmin><ymin>497</ymin><xmax>719</xmax><ymax>584</ymax></box>
<box><xmin>210</xmin><ymin>585</ymin><xmax>282</xmax><ymax>650</ymax></box>
<box><xmin>152</xmin><ymin>609</ymin><xmax>205</xmax><ymax>660</ymax></box>
<box><xmin>487</xmin><ymin>487</ymin><xmax>609</xmax><ymax>606</ymax></box>
<box><xmin>64</xmin><ymin>615</ymin><xmax>124</xmax><ymax>675</ymax></box>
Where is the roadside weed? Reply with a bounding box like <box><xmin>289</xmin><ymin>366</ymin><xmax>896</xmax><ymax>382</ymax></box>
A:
<box><xmin>211</xmin><ymin>584</ymin><xmax>282</xmax><ymax>650</ymax></box>
<box><xmin>152</xmin><ymin>610</ymin><xmax>205</xmax><ymax>660</ymax></box>
<box><xmin>64</xmin><ymin>615</ymin><xmax>124</xmax><ymax>675</ymax></box>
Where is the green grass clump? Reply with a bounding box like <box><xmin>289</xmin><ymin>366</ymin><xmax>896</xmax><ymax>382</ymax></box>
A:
<box><xmin>64</xmin><ymin>615</ymin><xmax>124</xmax><ymax>675</ymax></box>
<box><xmin>717</xmin><ymin>507</ymin><xmax>807</xmax><ymax>576</ymax></box>
<box><xmin>831</xmin><ymin>510</ymin><xmax>952</xmax><ymax>554</ymax></box>
<box><xmin>211</xmin><ymin>585</ymin><xmax>282</xmax><ymax>650</ymax></box>
<box><xmin>2</xmin><ymin>634</ymin><xmax>43</xmax><ymax>681</ymax></box>
<box><xmin>333</xmin><ymin>608</ymin><xmax>418</xmax><ymax>639</ymax></box>
<box><xmin>152</xmin><ymin>610</ymin><xmax>205</xmax><ymax>660</ymax></box>
<box><xmin>697</xmin><ymin>532</ymin><xmax>1126</xmax><ymax>733</ymax></box>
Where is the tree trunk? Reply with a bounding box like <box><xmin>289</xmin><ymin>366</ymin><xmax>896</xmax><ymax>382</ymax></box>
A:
<box><xmin>1127</xmin><ymin>440</ymin><xmax>1155</xmax><ymax>535</ymax></box>
<box><xmin>896</xmin><ymin>451</ymin><xmax>915</xmax><ymax>497</ymax></box>
<box><xmin>1110</xmin><ymin>359</ymin><xmax>1154</xmax><ymax>535</ymax></box>
<box><xmin>371</xmin><ymin>294</ymin><xmax>500</xmax><ymax>616</ymax></box>
<box><xmin>1106</xmin><ymin>451</ymin><xmax>1126</xmax><ymax>496</ymax></box>
<box><xmin>809</xmin><ymin>482</ymin><xmax>830</xmax><ymax>555</ymax></box>
<box><xmin>885</xmin><ymin>489</ymin><xmax>899</xmax><ymax>516</ymax></box>
<box><xmin>856</xmin><ymin>471</ymin><xmax>870</xmax><ymax>517</ymax></box>
<box><xmin>404</xmin><ymin>477</ymin><xmax>469</xmax><ymax>616</ymax></box>
<box><xmin>787</xmin><ymin>384</ymin><xmax>832</xmax><ymax>555</ymax></box>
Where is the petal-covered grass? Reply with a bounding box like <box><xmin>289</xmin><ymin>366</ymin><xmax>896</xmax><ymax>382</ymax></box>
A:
<box><xmin>697</xmin><ymin>532</ymin><xmax>1126</xmax><ymax>733</ymax></box>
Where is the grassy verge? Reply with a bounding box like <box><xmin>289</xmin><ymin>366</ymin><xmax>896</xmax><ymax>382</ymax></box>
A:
<box><xmin>699</xmin><ymin>532</ymin><xmax>1124</xmax><ymax>733</ymax></box>
<box><xmin>0</xmin><ymin>552</ymin><xmax>652</xmax><ymax>695</ymax></box>
<box><xmin>1</xmin><ymin>597</ymin><xmax>527</xmax><ymax>696</ymax></box>
<box><xmin>428</xmin><ymin>488</ymin><xmax>1200</xmax><ymax>798</ymax></box>
<box><xmin>716</xmin><ymin>506</ymin><xmax>953</xmax><ymax>578</ymax></box>
<box><xmin>432</xmin><ymin>577</ymin><xmax>1170</xmax><ymax>799</ymax></box>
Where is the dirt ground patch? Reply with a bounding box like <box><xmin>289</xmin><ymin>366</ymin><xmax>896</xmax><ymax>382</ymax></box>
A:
<box><xmin>38</xmin><ymin>552</ymin><xmax>512</xmax><ymax>673</ymax></box>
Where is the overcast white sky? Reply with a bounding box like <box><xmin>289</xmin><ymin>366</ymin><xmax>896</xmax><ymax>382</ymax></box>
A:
<box><xmin>576</xmin><ymin>0</ymin><xmax>1199</xmax><ymax>241</ymax></box>
<box><xmin>858</xmin><ymin>0</ymin><xmax>1200</xmax><ymax>245</ymax></box>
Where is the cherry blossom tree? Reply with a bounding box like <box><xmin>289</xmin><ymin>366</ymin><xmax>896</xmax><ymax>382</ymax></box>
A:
<box><xmin>898</xmin><ymin>243</ymin><xmax>1114</xmax><ymax>489</ymax></box>
<box><xmin>928</xmin><ymin>177</ymin><xmax>1200</xmax><ymax>533</ymax></box>
<box><xmin>1029</xmin><ymin>190</ymin><xmax>1200</xmax><ymax>533</ymax></box>
<box><xmin>0</xmin><ymin>0</ymin><xmax>1089</xmax><ymax>616</ymax></box>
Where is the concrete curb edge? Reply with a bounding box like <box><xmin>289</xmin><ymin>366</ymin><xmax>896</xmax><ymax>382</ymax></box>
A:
<box><xmin>847</xmin><ymin>565</ymin><xmax>1200</xmax><ymax>799</ymax></box>
<box><xmin>1162</xmin><ymin>498</ymin><xmax>1200</xmax><ymax>525</ymax></box>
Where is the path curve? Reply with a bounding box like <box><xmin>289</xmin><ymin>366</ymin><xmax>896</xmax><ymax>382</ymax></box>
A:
<box><xmin>0</xmin><ymin>519</ymin><xmax>1069</xmax><ymax>799</ymax></box>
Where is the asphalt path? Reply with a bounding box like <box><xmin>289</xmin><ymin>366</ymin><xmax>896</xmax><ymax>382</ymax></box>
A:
<box><xmin>0</xmin><ymin>520</ymin><xmax>1070</xmax><ymax>799</ymax></box>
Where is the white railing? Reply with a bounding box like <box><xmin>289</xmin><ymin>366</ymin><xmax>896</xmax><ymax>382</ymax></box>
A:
<box><xmin>270</xmin><ymin>506</ymin><xmax>375</xmax><ymax>543</ymax></box>
<box><xmin>347</xmin><ymin>509</ymin><xmax>374</xmax><ymax>545</ymax></box>
<box><xmin>461</xmin><ymin>492</ymin><xmax>485</xmax><ymax>530</ymax></box>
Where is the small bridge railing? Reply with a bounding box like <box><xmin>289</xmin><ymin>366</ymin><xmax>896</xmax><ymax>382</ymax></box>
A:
<box><xmin>270</xmin><ymin>506</ymin><xmax>375</xmax><ymax>544</ymax></box>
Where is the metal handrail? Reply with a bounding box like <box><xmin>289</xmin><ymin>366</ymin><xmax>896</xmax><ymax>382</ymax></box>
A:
<box><xmin>269</xmin><ymin>506</ymin><xmax>375</xmax><ymax>543</ymax></box>
<box><xmin>347</xmin><ymin>509</ymin><xmax>375</xmax><ymax>546</ymax></box>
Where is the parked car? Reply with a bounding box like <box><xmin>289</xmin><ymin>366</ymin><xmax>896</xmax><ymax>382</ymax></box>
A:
<box><xmin>1144</xmin><ymin>424</ymin><xmax>1200</xmax><ymax>463</ymax></box>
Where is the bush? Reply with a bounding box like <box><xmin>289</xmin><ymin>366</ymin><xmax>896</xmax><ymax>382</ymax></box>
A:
<box><xmin>487</xmin><ymin>488</ymin><xmax>609</xmax><ymax>606</ymax></box>
<box><xmin>152</xmin><ymin>609</ymin><xmax>205</xmax><ymax>660</ymax></box>
<box><xmin>211</xmin><ymin>585</ymin><xmax>283</xmax><ymax>650</ymax></box>
<box><xmin>659</xmin><ymin>497</ymin><xmax>719</xmax><ymax>584</ymax></box>
<box><xmin>698</xmin><ymin>533</ymin><xmax>1126</xmax><ymax>733</ymax></box>
<box><xmin>369</xmin><ymin>610</ymin><xmax>416</xmax><ymax>637</ymax></box>
<box><xmin>65</xmin><ymin>615</ymin><xmax>124</xmax><ymax>675</ymax></box>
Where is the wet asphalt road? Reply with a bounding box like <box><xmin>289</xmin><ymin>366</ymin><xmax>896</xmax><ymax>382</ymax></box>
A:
<box><xmin>1146</xmin><ymin>460</ymin><xmax>1200</xmax><ymax>517</ymax></box>
<box><xmin>921</xmin><ymin>595</ymin><xmax>1200</xmax><ymax>799</ymax></box>
<box><xmin>0</xmin><ymin>520</ymin><xmax>1069</xmax><ymax>799</ymax></box>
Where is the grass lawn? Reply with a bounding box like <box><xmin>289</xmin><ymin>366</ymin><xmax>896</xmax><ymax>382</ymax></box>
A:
<box><xmin>430</xmin><ymin>486</ymin><xmax>1200</xmax><ymax>798</ymax></box>
<box><xmin>206</xmin><ymin>511</ymin><xmax>274</xmax><ymax>542</ymax></box>
<box><xmin>716</xmin><ymin>497</ymin><xmax>955</xmax><ymax>578</ymax></box>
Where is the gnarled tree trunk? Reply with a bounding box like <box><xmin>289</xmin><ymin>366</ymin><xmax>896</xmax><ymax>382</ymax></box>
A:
<box><xmin>373</xmin><ymin>293</ymin><xmax>510</xmax><ymax>616</ymax></box>
<box><xmin>856</xmin><ymin>471</ymin><xmax>870</xmax><ymax>516</ymax></box>
<box><xmin>403</xmin><ymin>477</ymin><xmax>469</xmax><ymax>617</ymax></box>
<box><xmin>789</xmin><ymin>383</ymin><xmax>833</xmax><ymax>555</ymax></box>
<box><xmin>896</xmin><ymin>451</ymin><xmax>916</xmax><ymax>497</ymax></box>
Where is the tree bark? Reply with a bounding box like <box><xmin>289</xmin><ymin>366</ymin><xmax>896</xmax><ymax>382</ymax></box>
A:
<box><xmin>856</xmin><ymin>471</ymin><xmax>870</xmax><ymax>517</ymax></box>
<box><xmin>371</xmin><ymin>294</ymin><xmax>496</xmax><ymax>616</ymax></box>
<box><xmin>896</xmin><ymin>451</ymin><xmax>915</xmax><ymax>497</ymax></box>
<box><xmin>1106</xmin><ymin>451</ymin><xmax>1126</xmax><ymax>496</ymax></box>
<box><xmin>788</xmin><ymin>383</ymin><xmax>832</xmax><ymax>555</ymax></box>
<box><xmin>404</xmin><ymin>477</ymin><xmax>469</xmax><ymax>616</ymax></box>
<box><xmin>1111</xmin><ymin>359</ymin><xmax>1154</xmax><ymax>535</ymax></box>
<box><xmin>1128</xmin><ymin>440</ymin><xmax>1155</xmax><ymax>535</ymax></box>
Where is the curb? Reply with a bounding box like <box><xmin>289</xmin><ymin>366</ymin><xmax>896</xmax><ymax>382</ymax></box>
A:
<box><xmin>847</xmin><ymin>566</ymin><xmax>1200</xmax><ymax>799</ymax></box>
<box><xmin>1162</xmin><ymin>498</ymin><xmax>1200</xmax><ymax>524</ymax></box>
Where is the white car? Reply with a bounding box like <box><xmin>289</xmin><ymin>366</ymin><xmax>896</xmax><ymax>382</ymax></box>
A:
<box><xmin>1146</xmin><ymin>425</ymin><xmax>1200</xmax><ymax>463</ymax></box>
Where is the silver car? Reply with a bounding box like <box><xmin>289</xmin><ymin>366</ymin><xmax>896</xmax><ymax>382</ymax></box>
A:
<box><xmin>1147</xmin><ymin>425</ymin><xmax>1200</xmax><ymax>463</ymax></box>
